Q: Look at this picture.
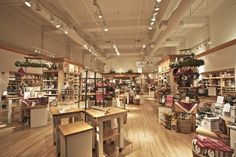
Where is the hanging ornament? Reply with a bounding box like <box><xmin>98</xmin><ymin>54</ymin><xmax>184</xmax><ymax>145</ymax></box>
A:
<box><xmin>18</xmin><ymin>67</ymin><xmax>26</xmax><ymax>77</ymax></box>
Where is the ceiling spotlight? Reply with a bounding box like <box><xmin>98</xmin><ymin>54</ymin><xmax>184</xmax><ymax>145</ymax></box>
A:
<box><xmin>155</xmin><ymin>7</ymin><xmax>160</xmax><ymax>11</ymax></box>
<box><xmin>98</xmin><ymin>15</ymin><xmax>102</xmax><ymax>19</ymax></box>
<box><xmin>50</xmin><ymin>15</ymin><xmax>54</xmax><ymax>23</ymax></box>
<box><xmin>151</xmin><ymin>22</ymin><xmax>154</xmax><ymax>25</ymax></box>
<box><xmin>35</xmin><ymin>3</ymin><xmax>41</xmax><ymax>11</ymax></box>
<box><xmin>34</xmin><ymin>49</ymin><xmax>38</xmax><ymax>53</ymax></box>
<box><xmin>153</xmin><ymin>12</ymin><xmax>158</xmax><ymax>16</ymax></box>
<box><xmin>64</xmin><ymin>30</ymin><xmax>68</xmax><ymax>34</ymax></box>
<box><xmin>156</xmin><ymin>0</ymin><xmax>162</xmax><ymax>2</ymax></box>
<box><xmin>117</xmin><ymin>52</ymin><xmax>120</xmax><ymax>56</ymax></box>
<box><xmin>56</xmin><ymin>23</ymin><xmax>61</xmax><ymax>28</ymax></box>
<box><xmin>104</xmin><ymin>26</ymin><xmax>108</xmax><ymax>32</ymax></box>
<box><xmin>208</xmin><ymin>41</ymin><xmax>211</xmax><ymax>45</ymax></box>
<box><xmin>148</xmin><ymin>26</ymin><xmax>153</xmax><ymax>30</ymax></box>
<box><xmin>24</xmin><ymin>0</ymin><xmax>31</xmax><ymax>7</ymax></box>
<box><xmin>151</xmin><ymin>17</ymin><xmax>156</xmax><ymax>22</ymax></box>
<box><xmin>142</xmin><ymin>44</ymin><xmax>146</xmax><ymax>48</ymax></box>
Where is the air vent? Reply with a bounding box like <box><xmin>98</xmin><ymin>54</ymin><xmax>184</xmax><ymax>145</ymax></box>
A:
<box><xmin>105</xmin><ymin>41</ymin><xmax>111</xmax><ymax>43</ymax></box>
<box><xmin>135</xmin><ymin>39</ymin><xmax>141</xmax><ymax>42</ymax></box>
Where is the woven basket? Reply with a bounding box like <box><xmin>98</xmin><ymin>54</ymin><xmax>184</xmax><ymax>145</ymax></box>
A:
<box><xmin>178</xmin><ymin>118</ymin><xmax>192</xmax><ymax>133</ymax></box>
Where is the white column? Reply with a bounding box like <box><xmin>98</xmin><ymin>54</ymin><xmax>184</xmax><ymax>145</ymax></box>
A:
<box><xmin>118</xmin><ymin>116</ymin><xmax>124</xmax><ymax>151</ymax></box>
<box><xmin>7</xmin><ymin>99</ymin><xmax>12</xmax><ymax>123</ymax></box>
<box><xmin>97</xmin><ymin>122</ymin><xmax>103</xmax><ymax>157</ymax></box>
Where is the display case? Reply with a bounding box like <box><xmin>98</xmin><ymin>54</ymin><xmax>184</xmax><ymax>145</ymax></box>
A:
<box><xmin>200</xmin><ymin>68</ymin><xmax>235</xmax><ymax>95</ymax></box>
<box><xmin>42</xmin><ymin>58</ymin><xmax>82</xmax><ymax>102</ymax></box>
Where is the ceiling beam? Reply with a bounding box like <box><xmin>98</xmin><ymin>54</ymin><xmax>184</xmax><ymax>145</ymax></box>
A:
<box><xmin>148</xmin><ymin>0</ymin><xmax>197</xmax><ymax>56</ymax></box>
<box><xmin>82</xmin><ymin>25</ymin><xmax>147</xmax><ymax>33</ymax></box>
<box><xmin>182</xmin><ymin>16</ymin><xmax>208</xmax><ymax>28</ymax></box>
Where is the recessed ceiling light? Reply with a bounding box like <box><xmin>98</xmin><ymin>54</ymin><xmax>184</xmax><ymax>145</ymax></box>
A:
<box><xmin>156</xmin><ymin>0</ymin><xmax>162</xmax><ymax>2</ymax></box>
<box><xmin>155</xmin><ymin>7</ymin><xmax>160</xmax><ymax>11</ymax></box>
<box><xmin>117</xmin><ymin>52</ymin><xmax>120</xmax><ymax>56</ymax></box>
<box><xmin>151</xmin><ymin>17</ymin><xmax>156</xmax><ymax>22</ymax></box>
<box><xmin>208</xmin><ymin>41</ymin><xmax>211</xmax><ymax>45</ymax></box>
<box><xmin>98</xmin><ymin>15</ymin><xmax>102</xmax><ymax>19</ymax></box>
<box><xmin>64</xmin><ymin>30</ymin><xmax>68</xmax><ymax>34</ymax></box>
<box><xmin>56</xmin><ymin>23</ymin><xmax>61</xmax><ymax>28</ymax></box>
<box><xmin>148</xmin><ymin>26</ymin><xmax>153</xmax><ymax>30</ymax></box>
<box><xmin>104</xmin><ymin>27</ymin><xmax>108</xmax><ymax>32</ymax></box>
<box><xmin>142</xmin><ymin>44</ymin><xmax>146</xmax><ymax>48</ymax></box>
<box><xmin>24</xmin><ymin>0</ymin><xmax>31</xmax><ymax>7</ymax></box>
<box><xmin>151</xmin><ymin>22</ymin><xmax>154</xmax><ymax>25</ymax></box>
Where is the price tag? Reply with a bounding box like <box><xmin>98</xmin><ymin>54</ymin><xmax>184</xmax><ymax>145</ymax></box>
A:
<box><xmin>223</xmin><ymin>103</ymin><xmax>231</xmax><ymax>112</ymax></box>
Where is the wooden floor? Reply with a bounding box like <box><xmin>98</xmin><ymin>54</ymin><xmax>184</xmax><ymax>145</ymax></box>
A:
<box><xmin>0</xmin><ymin>97</ymin><xmax>194</xmax><ymax>157</ymax></box>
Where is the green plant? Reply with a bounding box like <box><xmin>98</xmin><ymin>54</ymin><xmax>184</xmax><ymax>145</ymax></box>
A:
<box><xmin>126</xmin><ymin>69</ymin><xmax>134</xmax><ymax>73</ymax></box>
<box><xmin>109</xmin><ymin>69</ymin><xmax>116</xmax><ymax>74</ymax></box>
<box><xmin>15</xmin><ymin>61</ymin><xmax>49</xmax><ymax>68</ymax></box>
<box><xmin>169</xmin><ymin>59</ymin><xmax>204</xmax><ymax>68</ymax></box>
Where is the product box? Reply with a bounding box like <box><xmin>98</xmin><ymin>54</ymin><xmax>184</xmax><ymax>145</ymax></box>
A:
<box><xmin>223</xmin><ymin>106</ymin><xmax>236</xmax><ymax>119</ymax></box>
<box><xmin>201</xmin><ymin>116</ymin><xmax>220</xmax><ymax>132</ymax></box>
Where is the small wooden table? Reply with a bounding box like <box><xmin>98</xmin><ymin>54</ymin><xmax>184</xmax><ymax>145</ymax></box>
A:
<box><xmin>21</xmin><ymin>105</ymin><xmax>47</xmax><ymax>127</ymax></box>
<box><xmin>6</xmin><ymin>96</ymin><xmax>22</xmax><ymax>123</ymax></box>
<box><xmin>118</xmin><ymin>94</ymin><xmax>127</xmax><ymax>109</ymax></box>
<box><xmin>50</xmin><ymin>106</ymin><xmax>84</xmax><ymax>154</ymax></box>
<box><xmin>85</xmin><ymin>106</ymin><xmax>128</xmax><ymax>157</ymax></box>
<box><xmin>59</xmin><ymin>121</ymin><xmax>93</xmax><ymax>157</ymax></box>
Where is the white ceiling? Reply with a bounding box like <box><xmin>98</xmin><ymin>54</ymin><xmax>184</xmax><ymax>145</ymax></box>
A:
<box><xmin>0</xmin><ymin>0</ymin><xmax>227</xmax><ymax>61</ymax></box>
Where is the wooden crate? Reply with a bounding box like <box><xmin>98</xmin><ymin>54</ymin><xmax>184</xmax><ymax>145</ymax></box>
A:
<box><xmin>178</xmin><ymin>118</ymin><xmax>192</xmax><ymax>133</ymax></box>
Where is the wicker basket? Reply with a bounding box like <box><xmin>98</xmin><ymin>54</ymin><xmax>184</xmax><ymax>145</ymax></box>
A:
<box><xmin>178</xmin><ymin>118</ymin><xmax>192</xmax><ymax>133</ymax></box>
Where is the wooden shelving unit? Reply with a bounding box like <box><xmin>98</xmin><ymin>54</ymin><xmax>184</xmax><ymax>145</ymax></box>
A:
<box><xmin>7</xmin><ymin>72</ymin><xmax>21</xmax><ymax>95</ymax></box>
<box><xmin>42</xmin><ymin>70</ymin><xmax>62</xmax><ymax>98</ymax></box>
<box><xmin>103</xmin><ymin>128</ymin><xmax>119</xmax><ymax>141</ymax></box>
<box><xmin>42</xmin><ymin>59</ymin><xmax>82</xmax><ymax>102</ymax></box>
<box><xmin>7</xmin><ymin>72</ymin><xmax>43</xmax><ymax>95</ymax></box>
<box><xmin>200</xmin><ymin>68</ymin><xmax>235</xmax><ymax>95</ymax></box>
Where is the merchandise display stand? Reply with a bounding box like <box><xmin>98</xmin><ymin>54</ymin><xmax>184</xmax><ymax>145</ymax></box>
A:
<box><xmin>50</xmin><ymin>106</ymin><xmax>84</xmax><ymax>155</ymax></box>
<box><xmin>59</xmin><ymin>121</ymin><xmax>93</xmax><ymax>157</ymax></box>
<box><xmin>6</xmin><ymin>96</ymin><xmax>22</xmax><ymax>123</ymax></box>
<box><xmin>85</xmin><ymin>106</ymin><xmax>127</xmax><ymax>157</ymax></box>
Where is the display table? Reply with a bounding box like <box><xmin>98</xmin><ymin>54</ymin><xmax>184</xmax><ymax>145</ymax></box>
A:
<box><xmin>21</xmin><ymin>105</ymin><xmax>47</xmax><ymax>128</ymax></box>
<box><xmin>50</xmin><ymin>106</ymin><xmax>84</xmax><ymax>154</ymax></box>
<box><xmin>228</xmin><ymin>125</ymin><xmax>236</xmax><ymax>148</ymax></box>
<box><xmin>158</xmin><ymin>106</ymin><xmax>172</xmax><ymax>124</ymax></box>
<box><xmin>85</xmin><ymin>106</ymin><xmax>127</xmax><ymax>157</ymax></box>
<box><xmin>59</xmin><ymin>121</ymin><xmax>93</xmax><ymax>157</ymax></box>
<box><xmin>175</xmin><ymin>101</ymin><xmax>198</xmax><ymax>131</ymax></box>
<box><xmin>118</xmin><ymin>94</ymin><xmax>127</xmax><ymax>109</ymax></box>
<box><xmin>6</xmin><ymin>96</ymin><xmax>22</xmax><ymax>123</ymax></box>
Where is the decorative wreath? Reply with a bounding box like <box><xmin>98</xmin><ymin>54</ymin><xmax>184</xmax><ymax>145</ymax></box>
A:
<box><xmin>15</xmin><ymin>61</ymin><xmax>49</xmax><ymax>68</ymax></box>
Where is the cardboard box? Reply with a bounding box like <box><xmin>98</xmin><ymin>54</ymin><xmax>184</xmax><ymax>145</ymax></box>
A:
<box><xmin>223</xmin><ymin>106</ymin><xmax>236</xmax><ymax>119</ymax></box>
<box><xmin>201</xmin><ymin>116</ymin><xmax>220</xmax><ymax>132</ymax></box>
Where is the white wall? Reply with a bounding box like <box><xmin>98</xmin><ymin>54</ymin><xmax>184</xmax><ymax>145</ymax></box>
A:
<box><xmin>198</xmin><ymin>44</ymin><xmax>236</xmax><ymax>73</ymax></box>
<box><xmin>0</xmin><ymin>6</ymin><xmax>68</xmax><ymax>58</ymax></box>
<box><xmin>184</xmin><ymin>0</ymin><xmax>236</xmax><ymax>73</ymax></box>
<box><xmin>185</xmin><ymin>0</ymin><xmax>236</xmax><ymax>49</ymax></box>
<box><xmin>210</xmin><ymin>0</ymin><xmax>236</xmax><ymax>47</ymax></box>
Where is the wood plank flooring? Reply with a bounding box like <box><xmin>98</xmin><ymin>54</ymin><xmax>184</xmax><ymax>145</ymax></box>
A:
<box><xmin>0</xmin><ymin>97</ymin><xmax>194</xmax><ymax>157</ymax></box>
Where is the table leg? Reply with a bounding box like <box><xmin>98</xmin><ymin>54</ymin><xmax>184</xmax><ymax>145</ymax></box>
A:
<box><xmin>118</xmin><ymin>116</ymin><xmax>124</xmax><ymax>152</ymax></box>
<box><xmin>56</xmin><ymin>118</ymin><xmax>61</xmax><ymax>155</ymax></box>
<box><xmin>8</xmin><ymin>100</ymin><xmax>12</xmax><ymax>123</ymax></box>
<box><xmin>97</xmin><ymin>122</ymin><xmax>103</xmax><ymax>157</ymax></box>
<box><xmin>52</xmin><ymin>117</ymin><xmax>57</xmax><ymax>145</ymax></box>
